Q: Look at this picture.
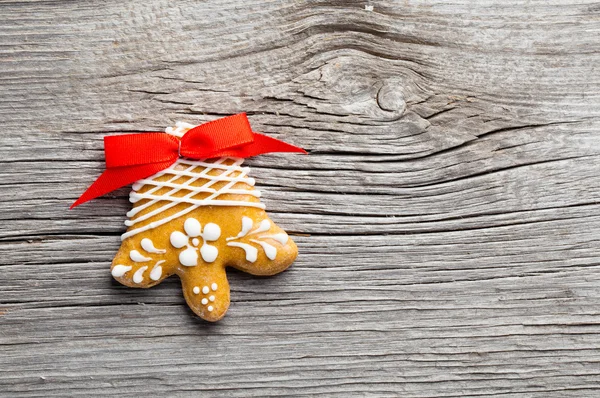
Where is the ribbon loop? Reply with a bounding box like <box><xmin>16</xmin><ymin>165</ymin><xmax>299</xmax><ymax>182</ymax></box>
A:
<box><xmin>71</xmin><ymin>113</ymin><xmax>306</xmax><ymax>208</ymax></box>
<box><xmin>104</xmin><ymin>133</ymin><xmax>179</xmax><ymax>168</ymax></box>
<box><xmin>180</xmin><ymin>113</ymin><xmax>254</xmax><ymax>158</ymax></box>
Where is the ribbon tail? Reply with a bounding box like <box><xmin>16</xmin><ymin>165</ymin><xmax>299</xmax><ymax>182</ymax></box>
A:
<box><xmin>208</xmin><ymin>133</ymin><xmax>307</xmax><ymax>158</ymax></box>
<box><xmin>250</xmin><ymin>133</ymin><xmax>308</xmax><ymax>156</ymax></box>
<box><xmin>70</xmin><ymin>161</ymin><xmax>175</xmax><ymax>209</ymax></box>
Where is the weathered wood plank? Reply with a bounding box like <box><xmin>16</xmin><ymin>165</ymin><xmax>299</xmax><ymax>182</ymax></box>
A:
<box><xmin>1</xmin><ymin>0</ymin><xmax>600</xmax><ymax>396</ymax></box>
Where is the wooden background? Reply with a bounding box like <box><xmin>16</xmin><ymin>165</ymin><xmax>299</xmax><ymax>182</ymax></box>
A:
<box><xmin>1</xmin><ymin>0</ymin><xmax>599</xmax><ymax>396</ymax></box>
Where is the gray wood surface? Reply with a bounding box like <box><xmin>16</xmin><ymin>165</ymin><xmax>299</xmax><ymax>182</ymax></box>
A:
<box><xmin>1</xmin><ymin>0</ymin><xmax>600</xmax><ymax>396</ymax></box>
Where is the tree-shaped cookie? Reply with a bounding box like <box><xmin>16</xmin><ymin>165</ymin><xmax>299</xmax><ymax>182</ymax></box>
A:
<box><xmin>72</xmin><ymin>115</ymin><xmax>305</xmax><ymax>321</ymax></box>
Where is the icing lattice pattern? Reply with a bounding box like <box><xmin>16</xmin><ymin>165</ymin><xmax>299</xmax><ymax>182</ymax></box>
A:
<box><xmin>121</xmin><ymin>122</ymin><xmax>264</xmax><ymax>240</ymax></box>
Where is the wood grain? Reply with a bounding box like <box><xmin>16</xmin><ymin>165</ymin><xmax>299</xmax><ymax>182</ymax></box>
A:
<box><xmin>1</xmin><ymin>0</ymin><xmax>599</xmax><ymax>396</ymax></box>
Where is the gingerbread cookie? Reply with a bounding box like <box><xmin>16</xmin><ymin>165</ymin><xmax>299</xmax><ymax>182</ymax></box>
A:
<box><xmin>73</xmin><ymin>115</ymin><xmax>304</xmax><ymax>321</ymax></box>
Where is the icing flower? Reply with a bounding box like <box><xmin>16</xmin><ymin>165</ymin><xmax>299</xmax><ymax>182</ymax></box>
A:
<box><xmin>170</xmin><ymin>218</ymin><xmax>221</xmax><ymax>265</ymax></box>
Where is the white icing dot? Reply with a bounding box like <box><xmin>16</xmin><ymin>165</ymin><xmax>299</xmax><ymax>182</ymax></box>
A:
<box><xmin>193</xmin><ymin>286</ymin><xmax>200</xmax><ymax>294</ymax></box>
<box><xmin>209</xmin><ymin>295</ymin><xmax>215</xmax><ymax>302</ymax></box>
<box><xmin>184</xmin><ymin>218</ymin><xmax>201</xmax><ymax>237</ymax></box>
<box><xmin>211</xmin><ymin>283</ymin><xmax>218</xmax><ymax>291</ymax></box>
<box><xmin>200</xmin><ymin>244</ymin><xmax>218</xmax><ymax>263</ymax></box>
<box><xmin>202</xmin><ymin>223</ymin><xmax>221</xmax><ymax>241</ymax></box>
<box><xmin>207</xmin><ymin>305</ymin><xmax>214</xmax><ymax>312</ymax></box>
<box><xmin>170</xmin><ymin>231</ymin><xmax>188</xmax><ymax>248</ymax></box>
<box><xmin>133</xmin><ymin>266</ymin><xmax>148</xmax><ymax>284</ymax></box>
<box><xmin>192</xmin><ymin>238</ymin><xmax>200</xmax><ymax>246</ymax></box>
<box><xmin>179</xmin><ymin>248</ymin><xmax>198</xmax><ymax>267</ymax></box>
<box><xmin>201</xmin><ymin>298</ymin><xmax>208</xmax><ymax>305</ymax></box>
<box><xmin>149</xmin><ymin>264</ymin><xmax>162</xmax><ymax>281</ymax></box>
<box><xmin>111</xmin><ymin>264</ymin><xmax>131</xmax><ymax>278</ymax></box>
<box><xmin>129</xmin><ymin>250</ymin><xmax>151</xmax><ymax>262</ymax></box>
<box><xmin>202</xmin><ymin>286</ymin><xmax>209</xmax><ymax>294</ymax></box>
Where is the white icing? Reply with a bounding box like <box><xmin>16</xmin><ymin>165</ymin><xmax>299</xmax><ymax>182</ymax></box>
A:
<box><xmin>179</xmin><ymin>248</ymin><xmax>198</xmax><ymax>266</ymax></box>
<box><xmin>111</xmin><ymin>264</ymin><xmax>132</xmax><ymax>278</ymax></box>
<box><xmin>202</xmin><ymin>286</ymin><xmax>209</xmax><ymax>294</ymax></box>
<box><xmin>211</xmin><ymin>283</ymin><xmax>218</xmax><ymax>291</ymax></box>
<box><xmin>130</xmin><ymin>180</ymin><xmax>261</xmax><ymax>201</ymax></box>
<box><xmin>170</xmin><ymin>218</ymin><xmax>222</xmax><ymax>265</ymax></box>
<box><xmin>259</xmin><ymin>233</ymin><xmax>289</xmax><ymax>245</ymax></box>
<box><xmin>131</xmin><ymin>180</ymin><xmax>260</xmax><ymax>197</ymax></box>
<box><xmin>140</xmin><ymin>238</ymin><xmax>166</xmax><ymax>254</ymax></box>
<box><xmin>227</xmin><ymin>217</ymin><xmax>253</xmax><ymax>241</ymax></box>
<box><xmin>184</xmin><ymin>218</ymin><xmax>201</xmax><ymax>237</ymax></box>
<box><xmin>170</xmin><ymin>231</ymin><xmax>188</xmax><ymax>248</ymax></box>
<box><xmin>226</xmin><ymin>218</ymin><xmax>282</xmax><ymax>261</ymax></box>
<box><xmin>202</xmin><ymin>223</ymin><xmax>221</xmax><ymax>241</ymax></box>
<box><xmin>207</xmin><ymin>305</ymin><xmax>214</xmax><ymax>312</ymax></box>
<box><xmin>227</xmin><ymin>242</ymin><xmax>258</xmax><ymax>262</ymax></box>
<box><xmin>193</xmin><ymin>286</ymin><xmax>200</xmax><ymax>294</ymax></box>
<box><xmin>200</xmin><ymin>244</ymin><xmax>218</xmax><ymax>263</ymax></box>
<box><xmin>129</xmin><ymin>250</ymin><xmax>151</xmax><ymax>263</ymax></box>
<box><xmin>149</xmin><ymin>260</ymin><xmax>165</xmax><ymax>281</ymax></box>
<box><xmin>242</xmin><ymin>217</ymin><xmax>254</xmax><ymax>233</ymax></box>
<box><xmin>127</xmin><ymin>194</ymin><xmax>263</xmax><ymax>209</ymax></box>
<box><xmin>133</xmin><ymin>266</ymin><xmax>148</xmax><ymax>284</ymax></box>
<box><xmin>209</xmin><ymin>295</ymin><xmax>215</xmax><ymax>302</ymax></box>
<box><xmin>166</xmin><ymin>121</ymin><xmax>196</xmax><ymax>138</ymax></box>
<box><xmin>126</xmin><ymin>162</ymin><xmax>198</xmax><ymax>212</ymax></box>
<box><xmin>250</xmin><ymin>239</ymin><xmax>277</xmax><ymax>260</ymax></box>
<box><xmin>121</xmin><ymin>152</ymin><xmax>265</xmax><ymax>240</ymax></box>
<box><xmin>251</xmin><ymin>219</ymin><xmax>271</xmax><ymax>235</ymax></box>
<box><xmin>149</xmin><ymin>265</ymin><xmax>162</xmax><ymax>281</ymax></box>
<box><xmin>201</xmin><ymin>298</ymin><xmax>208</xmax><ymax>305</ymax></box>
<box><xmin>170</xmin><ymin>217</ymin><xmax>221</xmax><ymax>267</ymax></box>
<box><xmin>126</xmin><ymin>157</ymin><xmax>230</xmax><ymax>213</ymax></box>
<box><xmin>124</xmin><ymin>157</ymin><xmax>254</xmax><ymax>219</ymax></box>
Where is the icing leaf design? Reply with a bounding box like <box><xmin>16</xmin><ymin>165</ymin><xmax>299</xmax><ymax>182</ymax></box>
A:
<box><xmin>113</xmin><ymin>237</ymin><xmax>166</xmax><ymax>285</ymax></box>
<box><xmin>226</xmin><ymin>217</ymin><xmax>288</xmax><ymax>262</ymax></box>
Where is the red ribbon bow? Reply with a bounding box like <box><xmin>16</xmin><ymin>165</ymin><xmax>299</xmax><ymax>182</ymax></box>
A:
<box><xmin>71</xmin><ymin>113</ymin><xmax>306</xmax><ymax>208</ymax></box>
